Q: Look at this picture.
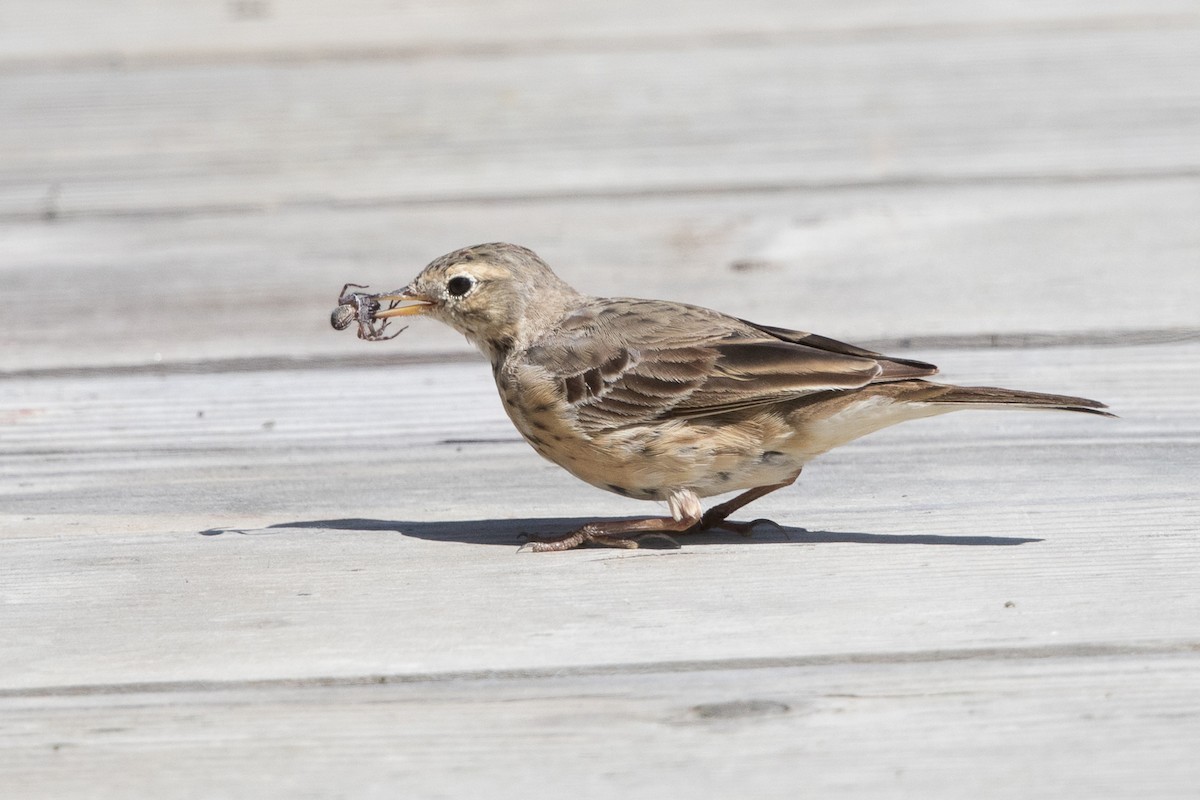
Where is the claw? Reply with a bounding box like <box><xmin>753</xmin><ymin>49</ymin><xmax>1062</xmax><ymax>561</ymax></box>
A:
<box><xmin>517</xmin><ymin>528</ymin><xmax>589</xmax><ymax>552</ymax></box>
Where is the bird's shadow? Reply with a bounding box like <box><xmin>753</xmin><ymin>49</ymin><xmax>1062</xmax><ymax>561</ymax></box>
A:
<box><xmin>200</xmin><ymin>517</ymin><xmax>1041</xmax><ymax>548</ymax></box>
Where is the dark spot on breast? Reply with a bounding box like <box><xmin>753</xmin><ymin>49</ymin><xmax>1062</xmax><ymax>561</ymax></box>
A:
<box><xmin>530</xmin><ymin>418</ymin><xmax>549</xmax><ymax>431</ymax></box>
<box><xmin>525</xmin><ymin>433</ymin><xmax>547</xmax><ymax>448</ymax></box>
<box><xmin>717</xmin><ymin>471</ymin><xmax>732</xmax><ymax>482</ymax></box>
<box><xmin>760</xmin><ymin>450</ymin><xmax>785</xmax><ymax>464</ymax></box>
<box><xmin>532</xmin><ymin>402</ymin><xmax>552</xmax><ymax>413</ymax></box>
<box><xmin>606</xmin><ymin>484</ymin><xmax>631</xmax><ymax>497</ymax></box>
<box><xmin>639</xmin><ymin>488</ymin><xmax>661</xmax><ymax>499</ymax></box>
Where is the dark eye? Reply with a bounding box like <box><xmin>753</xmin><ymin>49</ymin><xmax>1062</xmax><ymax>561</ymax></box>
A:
<box><xmin>446</xmin><ymin>275</ymin><xmax>474</xmax><ymax>297</ymax></box>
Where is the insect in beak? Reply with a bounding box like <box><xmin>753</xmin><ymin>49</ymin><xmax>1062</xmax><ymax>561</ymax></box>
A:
<box><xmin>330</xmin><ymin>283</ymin><xmax>424</xmax><ymax>341</ymax></box>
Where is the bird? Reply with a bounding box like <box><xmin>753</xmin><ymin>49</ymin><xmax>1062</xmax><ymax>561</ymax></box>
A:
<box><xmin>362</xmin><ymin>242</ymin><xmax>1112</xmax><ymax>551</ymax></box>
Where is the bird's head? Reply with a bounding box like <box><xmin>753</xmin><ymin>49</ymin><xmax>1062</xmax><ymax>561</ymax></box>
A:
<box><xmin>374</xmin><ymin>243</ymin><xmax>583</xmax><ymax>361</ymax></box>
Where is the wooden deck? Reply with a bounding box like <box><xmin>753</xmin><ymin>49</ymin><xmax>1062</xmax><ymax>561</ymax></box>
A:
<box><xmin>2</xmin><ymin>2</ymin><xmax>1198</xmax><ymax>797</ymax></box>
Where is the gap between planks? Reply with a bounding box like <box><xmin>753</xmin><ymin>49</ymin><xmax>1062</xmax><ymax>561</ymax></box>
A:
<box><xmin>9</xmin><ymin>166</ymin><xmax>1200</xmax><ymax>225</ymax></box>
<box><xmin>2</xmin><ymin>328</ymin><xmax>1196</xmax><ymax>380</ymax></box>
<box><xmin>3</xmin><ymin>640</ymin><xmax>1196</xmax><ymax>700</ymax></box>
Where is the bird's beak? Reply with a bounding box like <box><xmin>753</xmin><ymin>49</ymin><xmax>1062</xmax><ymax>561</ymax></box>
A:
<box><xmin>372</xmin><ymin>290</ymin><xmax>435</xmax><ymax>318</ymax></box>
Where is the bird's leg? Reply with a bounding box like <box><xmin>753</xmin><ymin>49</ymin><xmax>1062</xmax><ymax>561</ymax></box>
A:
<box><xmin>518</xmin><ymin>513</ymin><xmax>701</xmax><ymax>553</ymax></box>
<box><xmin>695</xmin><ymin>471</ymin><xmax>802</xmax><ymax>536</ymax></box>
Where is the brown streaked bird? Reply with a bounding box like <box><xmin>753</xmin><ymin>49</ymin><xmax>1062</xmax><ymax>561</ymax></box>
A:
<box><xmin>365</xmin><ymin>242</ymin><xmax>1112</xmax><ymax>551</ymax></box>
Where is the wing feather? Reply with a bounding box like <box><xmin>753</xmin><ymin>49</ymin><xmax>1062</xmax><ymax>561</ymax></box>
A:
<box><xmin>522</xmin><ymin>299</ymin><xmax>939</xmax><ymax>432</ymax></box>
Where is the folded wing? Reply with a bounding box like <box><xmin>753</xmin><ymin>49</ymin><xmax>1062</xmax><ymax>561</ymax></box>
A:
<box><xmin>521</xmin><ymin>299</ymin><xmax>939</xmax><ymax>433</ymax></box>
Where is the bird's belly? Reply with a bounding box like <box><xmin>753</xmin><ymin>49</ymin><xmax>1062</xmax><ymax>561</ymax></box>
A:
<box><xmin>510</xmin><ymin>408</ymin><xmax>805</xmax><ymax>501</ymax></box>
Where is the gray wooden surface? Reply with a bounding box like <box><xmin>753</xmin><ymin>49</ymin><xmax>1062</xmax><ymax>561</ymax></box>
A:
<box><xmin>2</xmin><ymin>2</ymin><xmax>1198</xmax><ymax>798</ymax></box>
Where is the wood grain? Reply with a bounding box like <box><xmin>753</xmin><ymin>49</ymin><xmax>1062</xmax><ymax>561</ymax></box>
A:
<box><xmin>2</xmin><ymin>25</ymin><xmax>1198</xmax><ymax>219</ymax></box>
<box><xmin>2</xmin><ymin>344</ymin><xmax>1195</xmax><ymax>690</ymax></box>
<box><xmin>2</xmin><ymin>654</ymin><xmax>1198</xmax><ymax>799</ymax></box>
<box><xmin>3</xmin><ymin>2</ymin><xmax>1198</xmax><ymax>796</ymax></box>
<box><xmin>2</xmin><ymin>177</ymin><xmax>1198</xmax><ymax>372</ymax></box>
<box><xmin>4</xmin><ymin>1</ymin><xmax>1197</xmax><ymax>65</ymax></box>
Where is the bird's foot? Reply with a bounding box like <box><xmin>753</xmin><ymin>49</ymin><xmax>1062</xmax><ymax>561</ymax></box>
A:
<box><xmin>517</xmin><ymin>525</ymin><xmax>681</xmax><ymax>552</ymax></box>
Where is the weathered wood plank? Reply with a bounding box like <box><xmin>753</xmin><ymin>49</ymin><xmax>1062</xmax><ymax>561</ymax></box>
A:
<box><xmin>2</xmin><ymin>1</ymin><xmax>1195</xmax><ymax>65</ymax></box>
<box><xmin>2</xmin><ymin>177</ymin><xmax>1197</xmax><ymax>372</ymax></box>
<box><xmin>2</xmin><ymin>343</ymin><xmax>1195</xmax><ymax>690</ymax></box>
<box><xmin>1</xmin><ymin>653</ymin><xmax>1197</xmax><ymax>799</ymax></box>
<box><xmin>2</xmin><ymin>26</ymin><xmax>1197</xmax><ymax>219</ymax></box>
<box><xmin>2</xmin><ymin>4</ymin><xmax>1194</xmax><ymax>795</ymax></box>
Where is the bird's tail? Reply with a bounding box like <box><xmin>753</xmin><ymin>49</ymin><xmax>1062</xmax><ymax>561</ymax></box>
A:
<box><xmin>914</xmin><ymin>383</ymin><xmax>1115</xmax><ymax>417</ymax></box>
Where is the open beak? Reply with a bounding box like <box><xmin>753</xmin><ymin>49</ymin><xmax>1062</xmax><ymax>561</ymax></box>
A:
<box><xmin>372</xmin><ymin>290</ymin><xmax>434</xmax><ymax>319</ymax></box>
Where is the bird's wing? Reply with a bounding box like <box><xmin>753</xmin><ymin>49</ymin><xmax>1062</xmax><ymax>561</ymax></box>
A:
<box><xmin>738</xmin><ymin>320</ymin><xmax>939</xmax><ymax>381</ymax></box>
<box><xmin>521</xmin><ymin>299</ymin><xmax>938</xmax><ymax>431</ymax></box>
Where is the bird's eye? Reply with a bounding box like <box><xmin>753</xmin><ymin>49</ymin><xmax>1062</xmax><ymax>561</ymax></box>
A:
<box><xmin>446</xmin><ymin>275</ymin><xmax>474</xmax><ymax>297</ymax></box>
